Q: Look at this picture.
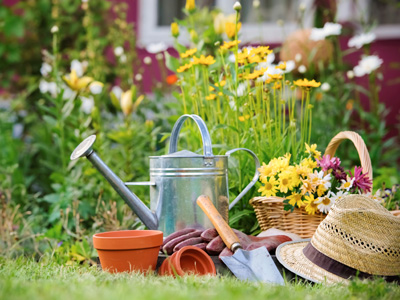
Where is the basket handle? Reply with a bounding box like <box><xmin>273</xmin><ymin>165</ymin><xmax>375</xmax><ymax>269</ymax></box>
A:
<box><xmin>324</xmin><ymin>131</ymin><xmax>373</xmax><ymax>181</ymax></box>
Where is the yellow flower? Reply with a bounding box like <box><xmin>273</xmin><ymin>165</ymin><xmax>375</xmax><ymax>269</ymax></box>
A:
<box><xmin>287</xmin><ymin>193</ymin><xmax>304</xmax><ymax>208</ymax></box>
<box><xmin>120</xmin><ymin>87</ymin><xmax>144</xmax><ymax>116</ymax></box>
<box><xmin>286</xmin><ymin>165</ymin><xmax>301</xmax><ymax>187</ymax></box>
<box><xmin>294</xmin><ymin>78</ymin><xmax>321</xmax><ymax>88</ymax></box>
<box><xmin>278</xmin><ymin>171</ymin><xmax>294</xmax><ymax>193</ymax></box>
<box><xmin>316</xmin><ymin>184</ymin><xmax>328</xmax><ymax>197</ymax></box>
<box><xmin>259</xmin><ymin>162</ymin><xmax>277</xmax><ymax>180</ymax></box>
<box><xmin>305</xmin><ymin>143</ymin><xmax>322</xmax><ymax>159</ymax></box>
<box><xmin>220</xmin><ymin>40</ymin><xmax>241</xmax><ymax>50</ymax></box>
<box><xmin>237</xmin><ymin>51</ymin><xmax>249</xmax><ymax>64</ymax></box>
<box><xmin>185</xmin><ymin>0</ymin><xmax>195</xmax><ymax>12</ymax></box>
<box><xmin>63</xmin><ymin>69</ymin><xmax>93</xmax><ymax>91</ymax></box>
<box><xmin>214</xmin><ymin>13</ymin><xmax>235</xmax><ymax>34</ymax></box>
<box><xmin>225</xmin><ymin>22</ymin><xmax>241</xmax><ymax>39</ymax></box>
<box><xmin>205</xmin><ymin>94</ymin><xmax>216</xmax><ymax>101</ymax></box>
<box><xmin>258</xmin><ymin>176</ymin><xmax>279</xmax><ymax>197</ymax></box>
<box><xmin>171</xmin><ymin>22</ymin><xmax>179</xmax><ymax>38</ymax></box>
<box><xmin>268</xmin><ymin>74</ymin><xmax>283</xmax><ymax>81</ymax></box>
<box><xmin>192</xmin><ymin>55</ymin><xmax>216</xmax><ymax>66</ymax></box>
<box><xmin>120</xmin><ymin>90</ymin><xmax>133</xmax><ymax>116</ymax></box>
<box><xmin>304</xmin><ymin>194</ymin><xmax>319</xmax><ymax>215</ymax></box>
<box><xmin>295</xmin><ymin>164</ymin><xmax>311</xmax><ymax>179</ymax></box>
<box><xmin>177</xmin><ymin>63</ymin><xmax>193</xmax><ymax>73</ymax></box>
<box><xmin>250</xmin><ymin>46</ymin><xmax>273</xmax><ymax>60</ymax></box>
<box><xmin>300</xmin><ymin>157</ymin><xmax>318</xmax><ymax>169</ymax></box>
<box><xmin>180</xmin><ymin>48</ymin><xmax>197</xmax><ymax>58</ymax></box>
<box><xmin>276</xmin><ymin>62</ymin><xmax>287</xmax><ymax>70</ymax></box>
<box><xmin>248</xmin><ymin>54</ymin><xmax>262</xmax><ymax>64</ymax></box>
<box><xmin>273</xmin><ymin>82</ymin><xmax>282</xmax><ymax>90</ymax></box>
<box><xmin>238</xmin><ymin>115</ymin><xmax>250</xmax><ymax>122</ymax></box>
<box><xmin>244</xmin><ymin>68</ymin><xmax>267</xmax><ymax>80</ymax></box>
<box><xmin>215</xmin><ymin>80</ymin><xmax>226</xmax><ymax>88</ymax></box>
<box><xmin>269</xmin><ymin>154</ymin><xmax>291</xmax><ymax>173</ymax></box>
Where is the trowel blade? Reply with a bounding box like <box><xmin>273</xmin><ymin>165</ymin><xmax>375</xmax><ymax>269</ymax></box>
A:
<box><xmin>221</xmin><ymin>247</ymin><xmax>284</xmax><ymax>285</ymax></box>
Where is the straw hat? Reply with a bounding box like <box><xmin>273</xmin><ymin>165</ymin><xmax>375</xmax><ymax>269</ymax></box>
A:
<box><xmin>276</xmin><ymin>194</ymin><xmax>400</xmax><ymax>284</ymax></box>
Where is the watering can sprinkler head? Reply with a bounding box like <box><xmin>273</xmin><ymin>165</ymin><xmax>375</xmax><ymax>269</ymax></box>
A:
<box><xmin>70</xmin><ymin>135</ymin><xmax>159</xmax><ymax>230</ymax></box>
<box><xmin>70</xmin><ymin>135</ymin><xmax>96</xmax><ymax>160</ymax></box>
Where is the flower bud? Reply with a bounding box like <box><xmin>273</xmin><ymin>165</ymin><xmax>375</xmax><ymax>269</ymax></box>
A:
<box><xmin>185</xmin><ymin>0</ymin><xmax>195</xmax><ymax>13</ymax></box>
<box><xmin>89</xmin><ymin>81</ymin><xmax>104</xmax><ymax>95</ymax></box>
<box><xmin>347</xmin><ymin>70</ymin><xmax>355</xmax><ymax>79</ymax></box>
<box><xmin>51</xmin><ymin>25</ymin><xmax>59</xmax><ymax>34</ymax></box>
<box><xmin>233</xmin><ymin>1</ymin><xmax>242</xmax><ymax>12</ymax></box>
<box><xmin>190</xmin><ymin>29</ymin><xmax>199</xmax><ymax>43</ymax></box>
<box><xmin>298</xmin><ymin>65</ymin><xmax>307</xmax><ymax>73</ymax></box>
<box><xmin>143</xmin><ymin>56</ymin><xmax>152</xmax><ymax>65</ymax></box>
<box><xmin>171</xmin><ymin>22</ymin><xmax>179</xmax><ymax>38</ymax></box>
<box><xmin>320</xmin><ymin>82</ymin><xmax>330</xmax><ymax>92</ymax></box>
<box><xmin>120</xmin><ymin>90</ymin><xmax>133</xmax><ymax>116</ymax></box>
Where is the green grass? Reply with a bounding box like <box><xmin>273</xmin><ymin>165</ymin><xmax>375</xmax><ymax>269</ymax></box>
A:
<box><xmin>0</xmin><ymin>257</ymin><xmax>399</xmax><ymax>300</ymax></box>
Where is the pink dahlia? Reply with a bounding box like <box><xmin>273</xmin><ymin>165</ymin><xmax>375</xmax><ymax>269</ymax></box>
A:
<box><xmin>349</xmin><ymin>166</ymin><xmax>372</xmax><ymax>193</ymax></box>
<box><xmin>317</xmin><ymin>154</ymin><xmax>342</xmax><ymax>172</ymax></box>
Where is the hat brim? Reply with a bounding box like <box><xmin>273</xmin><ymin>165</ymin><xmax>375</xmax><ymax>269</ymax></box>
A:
<box><xmin>276</xmin><ymin>239</ymin><xmax>349</xmax><ymax>285</ymax></box>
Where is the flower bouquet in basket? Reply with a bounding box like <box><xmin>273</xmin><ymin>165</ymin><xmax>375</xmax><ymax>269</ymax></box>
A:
<box><xmin>251</xmin><ymin>131</ymin><xmax>399</xmax><ymax>238</ymax></box>
<box><xmin>258</xmin><ymin>143</ymin><xmax>373</xmax><ymax>216</ymax></box>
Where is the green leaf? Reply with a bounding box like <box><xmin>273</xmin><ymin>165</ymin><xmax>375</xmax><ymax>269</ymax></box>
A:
<box><xmin>164</xmin><ymin>52</ymin><xmax>180</xmax><ymax>72</ymax></box>
<box><xmin>4</xmin><ymin>15</ymin><xmax>24</xmax><ymax>38</ymax></box>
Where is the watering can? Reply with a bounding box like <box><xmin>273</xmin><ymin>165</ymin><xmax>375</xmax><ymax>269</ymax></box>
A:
<box><xmin>70</xmin><ymin>114</ymin><xmax>260</xmax><ymax>236</ymax></box>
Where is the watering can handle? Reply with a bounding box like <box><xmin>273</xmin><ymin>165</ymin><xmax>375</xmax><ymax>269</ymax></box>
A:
<box><xmin>226</xmin><ymin>148</ymin><xmax>260</xmax><ymax>210</ymax></box>
<box><xmin>169</xmin><ymin>114</ymin><xmax>214</xmax><ymax>157</ymax></box>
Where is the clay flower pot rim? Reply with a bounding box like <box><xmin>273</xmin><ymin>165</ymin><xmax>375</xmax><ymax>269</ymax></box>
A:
<box><xmin>93</xmin><ymin>230</ymin><xmax>161</xmax><ymax>239</ymax></box>
<box><xmin>93</xmin><ymin>230</ymin><xmax>163</xmax><ymax>250</ymax></box>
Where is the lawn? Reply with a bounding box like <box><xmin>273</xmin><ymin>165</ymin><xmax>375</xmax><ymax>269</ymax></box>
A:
<box><xmin>0</xmin><ymin>257</ymin><xmax>399</xmax><ymax>300</ymax></box>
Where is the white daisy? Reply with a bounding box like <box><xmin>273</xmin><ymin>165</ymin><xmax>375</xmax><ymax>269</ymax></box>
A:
<box><xmin>339</xmin><ymin>177</ymin><xmax>355</xmax><ymax>191</ymax></box>
<box><xmin>316</xmin><ymin>192</ymin><xmax>335</xmax><ymax>214</ymax></box>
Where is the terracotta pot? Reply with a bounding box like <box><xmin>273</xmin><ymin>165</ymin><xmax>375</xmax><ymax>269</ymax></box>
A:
<box><xmin>159</xmin><ymin>246</ymin><xmax>216</xmax><ymax>276</ymax></box>
<box><xmin>280</xmin><ymin>28</ymin><xmax>333</xmax><ymax>71</ymax></box>
<box><xmin>93</xmin><ymin>230</ymin><xmax>163</xmax><ymax>273</ymax></box>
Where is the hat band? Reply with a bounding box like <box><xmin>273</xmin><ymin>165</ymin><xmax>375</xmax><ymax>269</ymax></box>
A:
<box><xmin>303</xmin><ymin>242</ymin><xmax>400</xmax><ymax>282</ymax></box>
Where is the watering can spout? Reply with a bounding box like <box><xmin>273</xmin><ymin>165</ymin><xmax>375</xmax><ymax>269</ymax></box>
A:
<box><xmin>70</xmin><ymin>135</ymin><xmax>159</xmax><ymax>230</ymax></box>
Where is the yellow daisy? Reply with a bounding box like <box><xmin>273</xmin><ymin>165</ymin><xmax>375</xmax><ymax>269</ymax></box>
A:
<box><xmin>180</xmin><ymin>48</ymin><xmax>197</xmax><ymax>58</ymax></box>
<box><xmin>304</xmin><ymin>194</ymin><xmax>319</xmax><ymax>215</ymax></box>
<box><xmin>287</xmin><ymin>193</ymin><xmax>304</xmax><ymax>208</ymax></box>
<box><xmin>305</xmin><ymin>143</ymin><xmax>322</xmax><ymax>159</ymax></box>
<box><xmin>177</xmin><ymin>63</ymin><xmax>193</xmax><ymax>73</ymax></box>
<box><xmin>192</xmin><ymin>55</ymin><xmax>216</xmax><ymax>66</ymax></box>
<box><xmin>278</xmin><ymin>171</ymin><xmax>294</xmax><ymax>193</ymax></box>
<box><xmin>294</xmin><ymin>78</ymin><xmax>321</xmax><ymax>88</ymax></box>
<box><xmin>220</xmin><ymin>40</ymin><xmax>241</xmax><ymax>50</ymax></box>
<box><xmin>258</xmin><ymin>176</ymin><xmax>279</xmax><ymax>197</ymax></box>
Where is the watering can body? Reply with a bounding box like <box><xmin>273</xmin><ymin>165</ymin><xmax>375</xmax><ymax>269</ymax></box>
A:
<box><xmin>149</xmin><ymin>152</ymin><xmax>229</xmax><ymax>234</ymax></box>
<box><xmin>71</xmin><ymin>114</ymin><xmax>260</xmax><ymax>236</ymax></box>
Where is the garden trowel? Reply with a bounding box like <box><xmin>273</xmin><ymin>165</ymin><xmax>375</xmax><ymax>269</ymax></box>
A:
<box><xmin>197</xmin><ymin>195</ymin><xmax>284</xmax><ymax>285</ymax></box>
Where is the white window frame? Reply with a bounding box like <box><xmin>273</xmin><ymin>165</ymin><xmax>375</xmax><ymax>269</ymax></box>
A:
<box><xmin>337</xmin><ymin>0</ymin><xmax>400</xmax><ymax>39</ymax></box>
<box><xmin>138</xmin><ymin>0</ymin><xmax>400</xmax><ymax>47</ymax></box>
<box><xmin>138</xmin><ymin>0</ymin><xmax>312</xmax><ymax>46</ymax></box>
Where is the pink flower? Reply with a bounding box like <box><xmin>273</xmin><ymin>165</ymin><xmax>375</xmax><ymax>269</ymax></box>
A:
<box><xmin>317</xmin><ymin>154</ymin><xmax>342</xmax><ymax>171</ymax></box>
<box><xmin>332</xmin><ymin>166</ymin><xmax>347</xmax><ymax>181</ymax></box>
<box><xmin>349</xmin><ymin>166</ymin><xmax>372</xmax><ymax>193</ymax></box>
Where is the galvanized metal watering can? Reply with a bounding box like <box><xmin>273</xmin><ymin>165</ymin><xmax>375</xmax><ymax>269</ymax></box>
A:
<box><xmin>71</xmin><ymin>114</ymin><xmax>260</xmax><ymax>236</ymax></box>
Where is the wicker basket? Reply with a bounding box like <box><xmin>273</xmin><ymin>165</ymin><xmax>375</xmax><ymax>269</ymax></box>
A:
<box><xmin>250</xmin><ymin>131</ymin><xmax>396</xmax><ymax>239</ymax></box>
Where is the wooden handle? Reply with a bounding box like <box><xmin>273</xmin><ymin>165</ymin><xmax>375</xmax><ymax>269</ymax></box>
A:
<box><xmin>324</xmin><ymin>131</ymin><xmax>373</xmax><ymax>182</ymax></box>
<box><xmin>197</xmin><ymin>195</ymin><xmax>240</xmax><ymax>251</ymax></box>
